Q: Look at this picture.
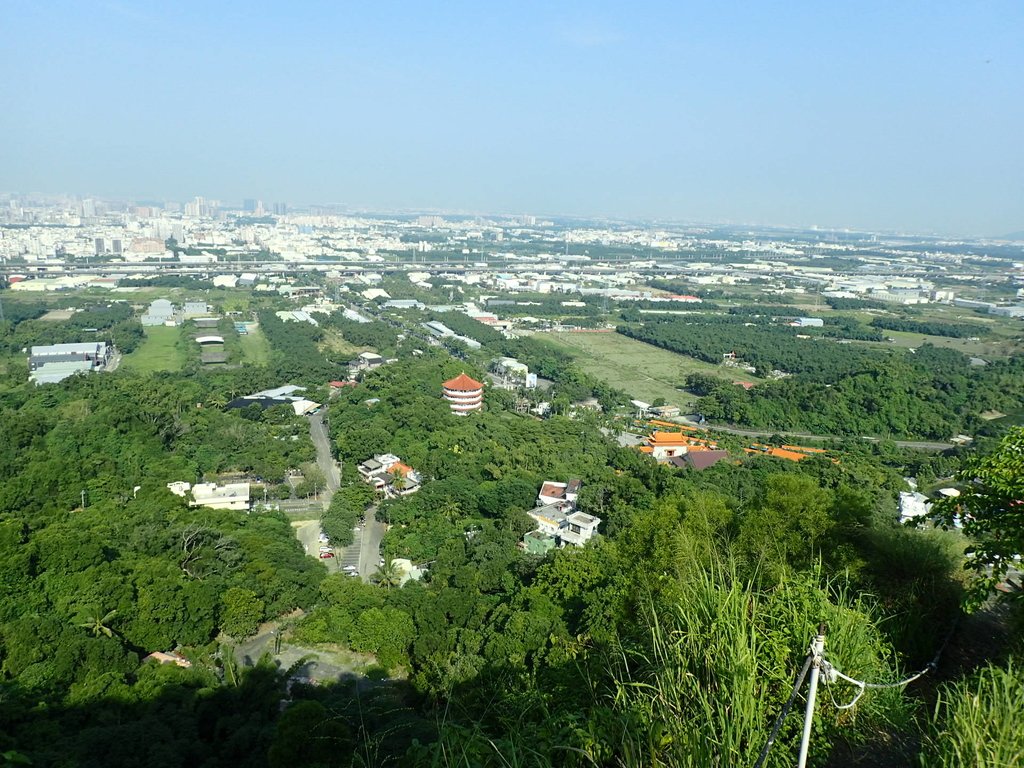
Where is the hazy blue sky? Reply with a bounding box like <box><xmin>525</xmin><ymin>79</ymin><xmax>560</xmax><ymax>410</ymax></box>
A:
<box><xmin>3</xmin><ymin>1</ymin><xmax>1022</xmax><ymax>234</ymax></box>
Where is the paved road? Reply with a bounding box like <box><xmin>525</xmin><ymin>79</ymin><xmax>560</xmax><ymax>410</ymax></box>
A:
<box><xmin>358</xmin><ymin>504</ymin><xmax>385</xmax><ymax>581</ymax></box>
<box><xmin>662</xmin><ymin>417</ymin><xmax>953</xmax><ymax>452</ymax></box>
<box><xmin>297</xmin><ymin>411</ymin><xmax>383</xmax><ymax>579</ymax></box>
<box><xmin>708</xmin><ymin>424</ymin><xmax>952</xmax><ymax>451</ymax></box>
<box><xmin>293</xmin><ymin>519</ymin><xmax>339</xmax><ymax>573</ymax></box>
<box><xmin>308</xmin><ymin>411</ymin><xmax>341</xmax><ymax>494</ymax></box>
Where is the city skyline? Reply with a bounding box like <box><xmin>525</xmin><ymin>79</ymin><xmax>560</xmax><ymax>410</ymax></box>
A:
<box><xmin>3</xmin><ymin>1</ymin><xmax>1022</xmax><ymax>236</ymax></box>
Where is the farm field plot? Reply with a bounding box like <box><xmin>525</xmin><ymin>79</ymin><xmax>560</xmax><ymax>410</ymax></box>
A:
<box><xmin>238</xmin><ymin>324</ymin><xmax>271</xmax><ymax>364</ymax></box>
<box><xmin>122</xmin><ymin>326</ymin><xmax>185</xmax><ymax>373</ymax></box>
<box><xmin>851</xmin><ymin>330</ymin><xmax>1017</xmax><ymax>357</ymax></box>
<box><xmin>319</xmin><ymin>327</ymin><xmax>368</xmax><ymax>359</ymax></box>
<box><xmin>536</xmin><ymin>330</ymin><xmax>760</xmax><ymax>408</ymax></box>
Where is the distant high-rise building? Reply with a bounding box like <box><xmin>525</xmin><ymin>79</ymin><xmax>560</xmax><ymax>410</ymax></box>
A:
<box><xmin>111</xmin><ymin>238</ymin><xmax>122</xmax><ymax>254</ymax></box>
<box><xmin>94</xmin><ymin>237</ymin><xmax>105</xmax><ymax>255</ymax></box>
<box><xmin>243</xmin><ymin>198</ymin><xmax>257</xmax><ymax>212</ymax></box>
<box><xmin>273</xmin><ymin>202</ymin><xmax>287</xmax><ymax>215</ymax></box>
<box><xmin>184</xmin><ymin>196</ymin><xmax>209</xmax><ymax>217</ymax></box>
<box><xmin>81</xmin><ymin>199</ymin><xmax>96</xmax><ymax>218</ymax></box>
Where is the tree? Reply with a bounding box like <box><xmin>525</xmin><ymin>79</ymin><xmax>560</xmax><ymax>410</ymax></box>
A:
<box><xmin>221</xmin><ymin>587</ymin><xmax>264</xmax><ymax>638</ymax></box>
<box><xmin>348</xmin><ymin>607</ymin><xmax>414</xmax><ymax>669</ymax></box>
<box><xmin>735</xmin><ymin>473</ymin><xmax>833</xmax><ymax>580</ymax></box>
<box><xmin>77</xmin><ymin>609</ymin><xmax>118</xmax><ymax>639</ymax></box>
<box><xmin>936</xmin><ymin>427</ymin><xmax>1024</xmax><ymax>605</ymax></box>
<box><xmin>374</xmin><ymin>559</ymin><xmax>404</xmax><ymax>590</ymax></box>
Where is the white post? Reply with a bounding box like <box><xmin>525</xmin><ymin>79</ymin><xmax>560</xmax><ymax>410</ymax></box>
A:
<box><xmin>797</xmin><ymin>623</ymin><xmax>827</xmax><ymax>768</ymax></box>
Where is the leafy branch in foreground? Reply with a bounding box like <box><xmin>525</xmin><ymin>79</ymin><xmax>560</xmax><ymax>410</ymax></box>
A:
<box><xmin>935</xmin><ymin>427</ymin><xmax>1024</xmax><ymax>607</ymax></box>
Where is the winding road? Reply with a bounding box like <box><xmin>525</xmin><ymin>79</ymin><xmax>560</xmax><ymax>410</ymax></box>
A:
<box><xmin>305</xmin><ymin>410</ymin><xmax>384</xmax><ymax>581</ymax></box>
<box><xmin>666</xmin><ymin>416</ymin><xmax>954</xmax><ymax>451</ymax></box>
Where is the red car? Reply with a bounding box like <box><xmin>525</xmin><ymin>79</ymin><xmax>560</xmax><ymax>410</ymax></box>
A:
<box><xmin>319</xmin><ymin>552</ymin><xmax>334</xmax><ymax>559</ymax></box>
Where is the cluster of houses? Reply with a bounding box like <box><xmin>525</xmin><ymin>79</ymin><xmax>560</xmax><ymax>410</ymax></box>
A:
<box><xmin>899</xmin><ymin>485</ymin><xmax>961</xmax><ymax>526</ymax></box>
<box><xmin>357</xmin><ymin>454</ymin><xmax>422</xmax><ymax>497</ymax></box>
<box><xmin>522</xmin><ymin>479</ymin><xmax>602</xmax><ymax>554</ymax></box>
<box><xmin>140</xmin><ymin>299</ymin><xmax>212</xmax><ymax>326</ymax></box>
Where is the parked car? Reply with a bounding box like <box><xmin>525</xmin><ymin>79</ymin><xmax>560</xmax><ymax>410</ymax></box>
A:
<box><xmin>319</xmin><ymin>552</ymin><xmax>334</xmax><ymax>559</ymax></box>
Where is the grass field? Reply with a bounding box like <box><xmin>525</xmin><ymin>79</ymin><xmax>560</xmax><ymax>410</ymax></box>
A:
<box><xmin>319</xmin><ymin>327</ymin><xmax>366</xmax><ymax>358</ymax></box>
<box><xmin>123</xmin><ymin>326</ymin><xmax>185</xmax><ymax>373</ymax></box>
<box><xmin>536</xmin><ymin>330</ymin><xmax>760</xmax><ymax>408</ymax></box>
<box><xmin>239</xmin><ymin>324</ymin><xmax>271</xmax><ymax>365</ymax></box>
<box><xmin>846</xmin><ymin>329</ymin><xmax>1020</xmax><ymax>358</ymax></box>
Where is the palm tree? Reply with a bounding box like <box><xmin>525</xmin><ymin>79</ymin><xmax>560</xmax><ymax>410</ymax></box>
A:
<box><xmin>374</xmin><ymin>559</ymin><xmax>403</xmax><ymax>590</ymax></box>
<box><xmin>77</xmin><ymin>609</ymin><xmax>118</xmax><ymax>638</ymax></box>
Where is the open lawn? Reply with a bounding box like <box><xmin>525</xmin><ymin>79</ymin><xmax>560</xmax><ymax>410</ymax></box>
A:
<box><xmin>848</xmin><ymin>330</ymin><xmax>1020</xmax><ymax>358</ymax></box>
<box><xmin>122</xmin><ymin>326</ymin><xmax>185</xmax><ymax>373</ymax></box>
<box><xmin>239</xmin><ymin>324</ymin><xmax>271</xmax><ymax>365</ymax></box>
<box><xmin>536</xmin><ymin>330</ymin><xmax>760</xmax><ymax>408</ymax></box>
<box><xmin>319</xmin><ymin>327</ymin><xmax>367</xmax><ymax>359</ymax></box>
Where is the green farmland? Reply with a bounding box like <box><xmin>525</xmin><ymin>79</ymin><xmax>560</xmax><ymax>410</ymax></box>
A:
<box><xmin>239</xmin><ymin>324</ymin><xmax>271</xmax><ymax>364</ymax></box>
<box><xmin>122</xmin><ymin>326</ymin><xmax>185</xmax><ymax>373</ymax></box>
<box><xmin>536</xmin><ymin>330</ymin><xmax>760</xmax><ymax>408</ymax></box>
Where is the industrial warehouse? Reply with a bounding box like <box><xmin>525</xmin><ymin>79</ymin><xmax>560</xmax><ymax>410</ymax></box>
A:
<box><xmin>28</xmin><ymin>341</ymin><xmax>112</xmax><ymax>385</ymax></box>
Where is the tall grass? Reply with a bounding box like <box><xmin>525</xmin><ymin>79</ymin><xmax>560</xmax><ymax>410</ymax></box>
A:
<box><xmin>919</xmin><ymin>660</ymin><xmax>1024</xmax><ymax>767</ymax></box>
<box><xmin>408</xmin><ymin>566</ymin><xmax>915</xmax><ymax>767</ymax></box>
<box><xmin>604</xmin><ymin>567</ymin><xmax>911</xmax><ymax>767</ymax></box>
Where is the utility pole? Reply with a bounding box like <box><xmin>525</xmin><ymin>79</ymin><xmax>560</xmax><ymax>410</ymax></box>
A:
<box><xmin>797</xmin><ymin>623</ymin><xmax>828</xmax><ymax>768</ymax></box>
<box><xmin>80</xmin><ymin>489</ymin><xmax>87</xmax><ymax>509</ymax></box>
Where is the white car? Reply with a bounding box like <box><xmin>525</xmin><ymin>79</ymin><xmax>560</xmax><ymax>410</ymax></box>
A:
<box><xmin>344</xmin><ymin>565</ymin><xmax>358</xmax><ymax>572</ymax></box>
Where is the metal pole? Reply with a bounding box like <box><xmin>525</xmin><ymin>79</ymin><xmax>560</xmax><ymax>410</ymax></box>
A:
<box><xmin>797</xmin><ymin>623</ymin><xmax>827</xmax><ymax>768</ymax></box>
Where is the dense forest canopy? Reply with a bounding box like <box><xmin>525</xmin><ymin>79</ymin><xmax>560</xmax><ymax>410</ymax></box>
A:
<box><xmin>0</xmin><ymin>289</ymin><xmax>1020</xmax><ymax>767</ymax></box>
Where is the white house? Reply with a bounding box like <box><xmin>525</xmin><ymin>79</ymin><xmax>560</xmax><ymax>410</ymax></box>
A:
<box><xmin>537</xmin><ymin>480</ymin><xmax>580</xmax><ymax>507</ymax></box>
<box><xmin>526</xmin><ymin>505</ymin><xmax>601</xmax><ymax>547</ymax></box>
<box><xmin>168</xmin><ymin>481</ymin><xmax>251</xmax><ymax>511</ymax></box>
<box><xmin>899</xmin><ymin>492</ymin><xmax>931</xmax><ymax>524</ymax></box>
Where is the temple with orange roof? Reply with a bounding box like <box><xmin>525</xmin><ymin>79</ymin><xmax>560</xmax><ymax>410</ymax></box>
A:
<box><xmin>744</xmin><ymin>443</ymin><xmax>826</xmax><ymax>462</ymax></box>
<box><xmin>640</xmin><ymin>430</ymin><xmax>719</xmax><ymax>461</ymax></box>
<box><xmin>442</xmin><ymin>372</ymin><xmax>484</xmax><ymax>415</ymax></box>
